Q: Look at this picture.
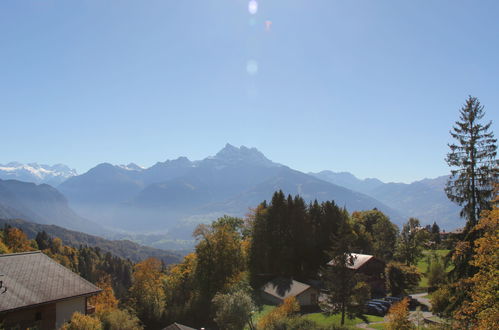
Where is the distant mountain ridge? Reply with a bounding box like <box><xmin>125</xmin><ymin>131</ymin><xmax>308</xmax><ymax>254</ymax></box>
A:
<box><xmin>1</xmin><ymin>145</ymin><xmax>462</xmax><ymax>247</ymax></box>
<box><xmin>58</xmin><ymin>144</ymin><xmax>402</xmax><ymax>237</ymax></box>
<box><xmin>0</xmin><ymin>178</ymin><xmax>110</xmax><ymax>236</ymax></box>
<box><xmin>0</xmin><ymin>162</ymin><xmax>76</xmax><ymax>186</ymax></box>
<box><xmin>310</xmin><ymin>170</ymin><xmax>463</xmax><ymax>230</ymax></box>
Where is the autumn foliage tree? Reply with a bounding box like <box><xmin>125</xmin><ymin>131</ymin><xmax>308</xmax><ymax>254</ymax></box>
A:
<box><xmin>129</xmin><ymin>258</ymin><xmax>165</xmax><ymax>327</ymax></box>
<box><xmin>3</xmin><ymin>227</ymin><xmax>35</xmax><ymax>252</ymax></box>
<box><xmin>454</xmin><ymin>193</ymin><xmax>499</xmax><ymax>329</ymax></box>
<box><xmin>386</xmin><ymin>298</ymin><xmax>414</xmax><ymax>330</ymax></box>
<box><xmin>258</xmin><ymin>297</ymin><xmax>300</xmax><ymax>330</ymax></box>
<box><xmin>89</xmin><ymin>275</ymin><xmax>119</xmax><ymax>314</ymax></box>
<box><xmin>61</xmin><ymin>312</ymin><xmax>103</xmax><ymax>330</ymax></box>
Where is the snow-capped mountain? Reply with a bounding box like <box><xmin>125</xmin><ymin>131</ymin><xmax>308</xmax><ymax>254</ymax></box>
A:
<box><xmin>0</xmin><ymin>162</ymin><xmax>77</xmax><ymax>186</ymax></box>
<box><xmin>118</xmin><ymin>163</ymin><xmax>145</xmax><ymax>171</ymax></box>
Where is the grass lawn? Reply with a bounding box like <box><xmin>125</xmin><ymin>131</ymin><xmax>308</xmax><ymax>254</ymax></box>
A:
<box><xmin>416</xmin><ymin>249</ymin><xmax>451</xmax><ymax>288</ymax></box>
<box><xmin>302</xmin><ymin>312</ymin><xmax>384</xmax><ymax>327</ymax></box>
<box><xmin>370</xmin><ymin>323</ymin><xmax>387</xmax><ymax>329</ymax></box>
<box><xmin>249</xmin><ymin>305</ymin><xmax>385</xmax><ymax>329</ymax></box>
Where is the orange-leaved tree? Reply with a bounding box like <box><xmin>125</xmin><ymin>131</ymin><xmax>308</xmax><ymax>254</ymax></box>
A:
<box><xmin>4</xmin><ymin>227</ymin><xmax>35</xmax><ymax>252</ymax></box>
<box><xmin>258</xmin><ymin>296</ymin><xmax>300</xmax><ymax>330</ymax></box>
<box><xmin>89</xmin><ymin>274</ymin><xmax>119</xmax><ymax>314</ymax></box>
<box><xmin>386</xmin><ymin>298</ymin><xmax>414</xmax><ymax>330</ymax></box>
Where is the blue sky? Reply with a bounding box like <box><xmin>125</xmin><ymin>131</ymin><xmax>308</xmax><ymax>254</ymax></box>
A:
<box><xmin>1</xmin><ymin>0</ymin><xmax>497</xmax><ymax>183</ymax></box>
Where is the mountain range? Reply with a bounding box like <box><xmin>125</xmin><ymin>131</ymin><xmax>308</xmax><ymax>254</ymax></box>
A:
<box><xmin>310</xmin><ymin>171</ymin><xmax>463</xmax><ymax>229</ymax></box>
<box><xmin>58</xmin><ymin>144</ymin><xmax>403</xmax><ymax>239</ymax></box>
<box><xmin>0</xmin><ymin>145</ymin><xmax>464</xmax><ymax>250</ymax></box>
<box><xmin>0</xmin><ymin>162</ymin><xmax>76</xmax><ymax>186</ymax></box>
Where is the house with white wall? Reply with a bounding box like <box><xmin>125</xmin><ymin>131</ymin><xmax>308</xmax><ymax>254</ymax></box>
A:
<box><xmin>0</xmin><ymin>251</ymin><xmax>101</xmax><ymax>329</ymax></box>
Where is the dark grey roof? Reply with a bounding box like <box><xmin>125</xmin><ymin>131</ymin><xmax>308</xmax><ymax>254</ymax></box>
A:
<box><xmin>261</xmin><ymin>278</ymin><xmax>312</xmax><ymax>300</ymax></box>
<box><xmin>163</xmin><ymin>323</ymin><xmax>196</xmax><ymax>330</ymax></box>
<box><xmin>327</xmin><ymin>253</ymin><xmax>375</xmax><ymax>270</ymax></box>
<box><xmin>0</xmin><ymin>251</ymin><xmax>101</xmax><ymax>312</ymax></box>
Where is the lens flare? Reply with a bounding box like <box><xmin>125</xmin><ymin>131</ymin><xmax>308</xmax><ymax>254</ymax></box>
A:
<box><xmin>248</xmin><ymin>0</ymin><xmax>258</xmax><ymax>15</ymax></box>
<box><xmin>246</xmin><ymin>60</ymin><xmax>258</xmax><ymax>76</ymax></box>
<box><xmin>265</xmin><ymin>20</ymin><xmax>272</xmax><ymax>31</ymax></box>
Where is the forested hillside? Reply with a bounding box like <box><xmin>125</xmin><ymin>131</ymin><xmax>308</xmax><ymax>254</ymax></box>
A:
<box><xmin>0</xmin><ymin>218</ymin><xmax>180</xmax><ymax>264</ymax></box>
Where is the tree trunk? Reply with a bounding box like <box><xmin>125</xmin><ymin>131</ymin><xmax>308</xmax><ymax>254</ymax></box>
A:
<box><xmin>341</xmin><ymin>301</ymin><xmax>345</xmax><ymax>325</ymax></box>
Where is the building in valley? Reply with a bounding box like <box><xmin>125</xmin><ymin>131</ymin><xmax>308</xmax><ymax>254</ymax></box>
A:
<box><xmin>260</xmin><ymin>278</ymin><xmax>319</xmax><ymax>307</ymax></box>
<box><xmin>327</xmin><ymin>253</ymin><xmax>386</xmax><ymax>296</ymax></box>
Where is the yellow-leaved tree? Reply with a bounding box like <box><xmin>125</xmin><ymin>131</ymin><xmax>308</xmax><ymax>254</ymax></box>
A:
<box><xmin>129</xmin><ymin>257</ymin><xmax>165</xmax><ymax>327</ymax></box>
<box><xmin>455</xmin><ymin>193</ymin><xmax>499</xmax><ymax>329</ymax></box>
<box><xmin>60</xmin><ymin>312</ymin><xmax>102</xmax><ymax>330</ymax></box>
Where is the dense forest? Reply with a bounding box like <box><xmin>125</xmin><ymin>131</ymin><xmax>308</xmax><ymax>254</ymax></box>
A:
<box><xmin>0</xmin><ymin>218</ymin><xmax>180</xmax><ymax>264</ymax></box>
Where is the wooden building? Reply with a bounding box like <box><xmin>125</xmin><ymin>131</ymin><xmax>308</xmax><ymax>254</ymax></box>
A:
<box><xmin>0</xmin><ymin>251</ymin><xmax>101</xmax><ymax>329</ymax></box>
<box><xmin>327</xmin><ymin>253</ymin><xmax>386</xmax><ymax>296</ymax></box>
<box><xmin>261</xmin><ymin>278</ymin><xmax>319</xmax><ymax>307</ymax></box>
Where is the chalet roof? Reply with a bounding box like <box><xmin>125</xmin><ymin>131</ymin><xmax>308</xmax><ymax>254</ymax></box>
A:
<box><xmin>327</xmin><ymin>253</ymin><xmax>376</xmax><ymax>270</ymax></box>
<box><xmin>163</xmin><ymin>323</ymin><xmax>196</xmax><ymax>330</ymax></box>
<box><xmin>441</xmin><ymin>228</ymin><xmax>464</xmax><ymax>235</ymax></box>
<box><xmin>0</xmin><ymin>251</ymin><xmax>101</xmax><ymax>313</ymax></box>
<box><xmin>261</xmin><ymin>278</ymin><xmax>312</xmax><ymax>300</ymax></box>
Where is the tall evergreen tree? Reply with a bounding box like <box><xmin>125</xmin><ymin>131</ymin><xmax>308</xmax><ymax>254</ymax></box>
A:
<box><xmin>321</xmin><ymin>219</ymin><xmax>370</xmax><ymax>325</ymax></box>
<box><xmin>445</xmin><ymin>96</ymin><xmax>498</xmax><ymax>231</ymax></box>
<box><xmin>431</xmin><ymin>222</ymin><xmax>441</xmax><ymax>246</ymax></box>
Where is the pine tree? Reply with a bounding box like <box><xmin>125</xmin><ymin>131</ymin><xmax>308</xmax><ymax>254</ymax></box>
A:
<box><xmin>445</xmin><ymin>96</ymin><xmax>498</xmax><ymax>231</ymax></box>
<box><xmin>321</xmin><ymin>220</ymin><xmax>370</xmax><ymax>325</ymax></box>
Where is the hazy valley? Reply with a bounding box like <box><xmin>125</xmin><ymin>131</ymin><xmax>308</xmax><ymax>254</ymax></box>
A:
<box><xmin>0</xmin><ymin>144</ymin><xmax>464</xmax><ymax>251</ymax></box>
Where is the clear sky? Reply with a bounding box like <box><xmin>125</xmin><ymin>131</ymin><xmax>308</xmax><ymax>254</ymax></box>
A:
<box><xmin>1</xmin><ymin>0</ymin><xmax>497</xmax><ymax>183</ymax></box>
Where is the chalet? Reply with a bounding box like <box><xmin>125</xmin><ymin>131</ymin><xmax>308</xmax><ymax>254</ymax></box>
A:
<box><xmin>261</xmin><ymin>278</ymin><xmax>319</xmax><ymax>307</ymax></box>
<box><xmin>440</xmin><ymin>227</ymin><xmax>464</xmax><ymax>240</ymax></box>
<box><xmin>327</xmin><ymin>253</ymin><xmax>386</xmax><ymax>296</ymax></box>
<box><xmin>0</xmin><ymin>251</ymin><xmax>101</xmax><ymax>330</ymax></box>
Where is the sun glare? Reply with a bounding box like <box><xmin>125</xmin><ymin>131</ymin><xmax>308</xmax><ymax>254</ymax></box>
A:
<box><xmin>248</xmin><ymin>0</ymin><xmax>258</xmax><ymax>15</ymax></box>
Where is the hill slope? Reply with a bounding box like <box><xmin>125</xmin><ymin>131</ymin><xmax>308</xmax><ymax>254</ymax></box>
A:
<box><xmin>0</xmin><ymin>218</ymin><xmax>180</xmax><ymax>264</ymax></box>
<box><xmin>0</xmin><ymin>179</ymin><xmax>109</xmax><ymax>236</ymax></box>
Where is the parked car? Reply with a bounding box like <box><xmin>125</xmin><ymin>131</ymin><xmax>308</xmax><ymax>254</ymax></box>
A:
<box><xmin>368</xmin><ymin>301</ymin><xmax>389</xmax><ymax>313</ymax></box>
<box><xmin>370</xmin><ymin>299</ymin><xmax>392</xmax><ymax>310</ymax></box>
<box><xmin>385</xmin><ymin>296</ymin><xmax>402</xmax><ymax>303</ymax></box>
<box><xmin>364</xmin><ymin>303</ymin><xmax>385</xmax><ymax>316</ymax></box>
